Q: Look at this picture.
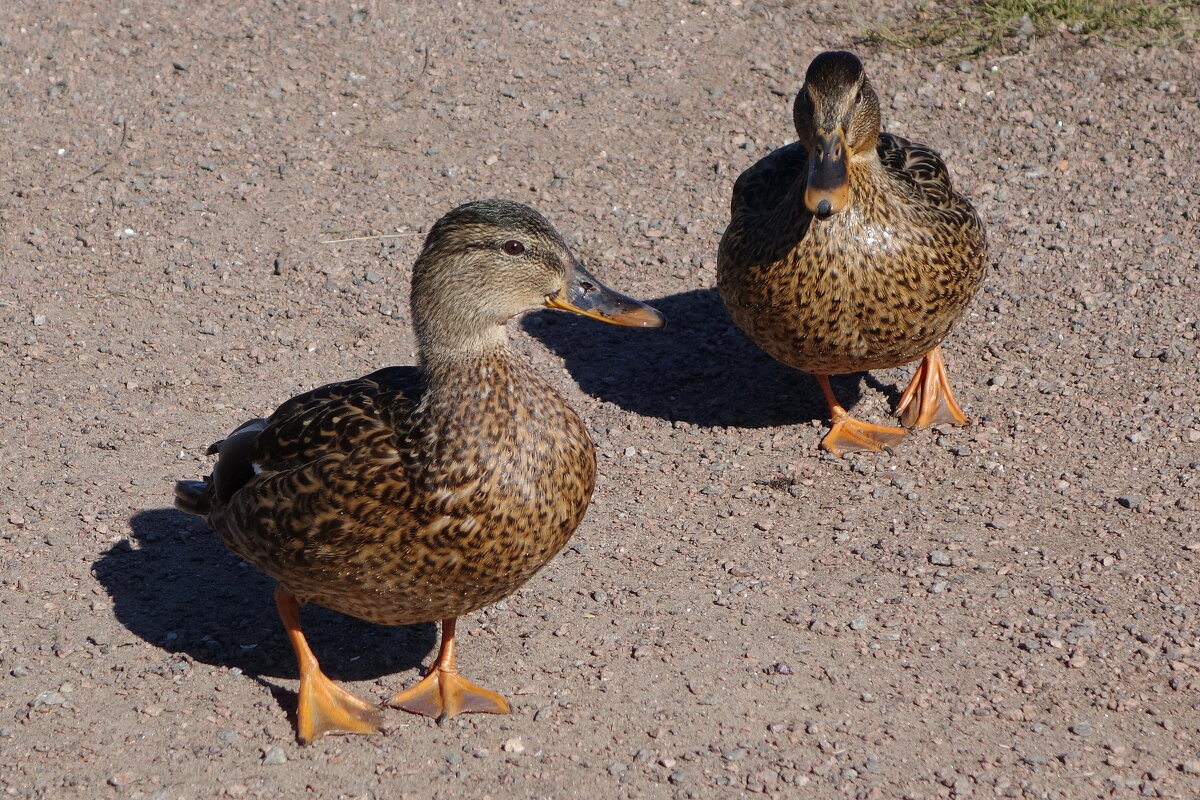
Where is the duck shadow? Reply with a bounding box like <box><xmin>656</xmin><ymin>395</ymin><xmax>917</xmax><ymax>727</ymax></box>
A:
<box><xmin>93</xmin><ymin>508</ymin><xmax>435</xmax><ymax>684</ymax></box>
<box><xmin>523</xmin><ymin>287</ymin><xmax>883</xmax><ymax>428</ymax></box>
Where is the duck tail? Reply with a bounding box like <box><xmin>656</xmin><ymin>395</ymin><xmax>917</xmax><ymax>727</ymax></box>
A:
<box><xmin>174</xmin><ymin>479</ymin><xmax>213</xmax><ymax>516</ymax></box>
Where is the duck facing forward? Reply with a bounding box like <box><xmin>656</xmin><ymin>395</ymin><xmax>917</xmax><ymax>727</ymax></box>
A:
<box><xmin>175</xmin><ymin>199</ymin><xmax>664</xmax><ymax>743</ymax></box>
<box><xmin>717</xmin><ymin>50</ymin><xmax>988</xmax><ymax>456</ymax></box>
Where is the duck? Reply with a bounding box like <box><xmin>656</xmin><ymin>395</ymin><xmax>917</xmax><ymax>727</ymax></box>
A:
<box><xmin>717</xmin><ymin>50</ymin><xmax>988</xmax><ymax>456</ymax></box>
<box><xmin>174</xmin><ymin>199</ymin><xmax>664</xmax><ymax>744</ymax></box>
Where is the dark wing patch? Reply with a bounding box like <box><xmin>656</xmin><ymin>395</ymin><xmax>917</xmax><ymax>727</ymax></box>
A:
<box><xmin>725</xmin><ymin>141</ymin><xmax>812</xmax><ymax>266</ymax></box>
<box><xmin>210</xmin><ymin>419</ymin><xmax>268</xmax><ymax>503</ymax></box>
<box><xmin>877</xmin><ymin>132</ymin><xmax>955</xmax><ymax>208</ymax></box>
<box><xmin>730</xmin><ymin>141</ymin><xmax>808</xmax><ymax>220</ymax></box>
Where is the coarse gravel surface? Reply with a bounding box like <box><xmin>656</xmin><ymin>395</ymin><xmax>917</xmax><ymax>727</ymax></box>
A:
<box><xmin>2</xmin><ymin>1</ymin><xmax>1199</xmax><ymax>799</ymax></box>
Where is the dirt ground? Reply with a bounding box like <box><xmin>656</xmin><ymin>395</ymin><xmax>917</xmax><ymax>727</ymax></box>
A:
<box><xmin>2</xmin><ymin>1</ymin><xmax>1199</xmax><ymax>798</ymax></box>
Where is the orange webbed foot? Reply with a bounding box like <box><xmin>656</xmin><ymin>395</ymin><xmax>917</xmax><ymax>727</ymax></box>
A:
<box><xmin>275</xmin><ymin>586</ymin><xmax>382</xmax><ymax>745</ymax></box>
<box><xmin>388</xmin><ymin>667</ymin><xmax>511</xmax><ymax>722</ymax></box>
<box><xmin>387</xmin><ymin>618</ymin><xmax>511</xmax><ymax>723</ymax></box>
<box><xmin>820</xmin><ymin>415</ymin><xmax>908</xmax><ymax>457</ymax></box>
<box><xmin>295</xmin><ymin>667</ymin><xmax>382</xmax><ymax>744</ymax></box>
<box><xmin>814</xmin><ymin>374</ymin><xmax>908</xmax><ymax>457</ymax></box>
<box><xmin>895</xmin><ymin>346</ymin><xmax>969</xmax><ymax>429</ymax></box>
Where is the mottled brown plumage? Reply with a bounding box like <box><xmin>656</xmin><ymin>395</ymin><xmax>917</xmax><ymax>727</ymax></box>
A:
<box><xmin>175</xmin><ymin>199</ymin><xmax>663</xmax><ymax>742</ymax></box>
<box><xmin>717</xmin><ymin>51</ymin><xmax>988</xmax><ymax>455</ymax></box>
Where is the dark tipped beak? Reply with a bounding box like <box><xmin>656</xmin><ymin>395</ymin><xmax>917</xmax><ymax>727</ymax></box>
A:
<box><xmin>804</xmin><ymin>129</ymin><xmax>850</xmax><ymax>218</ymax></box>
<box><xmin>545</xmin><ymin>262</ymin><xmax>665</xmax><ymax>328</ymax></box>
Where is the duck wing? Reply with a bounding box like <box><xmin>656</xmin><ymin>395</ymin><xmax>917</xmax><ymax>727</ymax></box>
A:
<box><xmin>248</xmin><ymin>366</ymin><xmax>422</xmax><ymax>477</ymax></box>
<box><xmin>722</xmin><ymin>141</ymin><xmax>813</xmax><ymax>266</ymax></box>
<box><xmin>876</xmin><ymin>132</ymin><xmax>957</xmax><ymax>209</ymax></box>
<box><xmin>175</xmin><ymin>366</ymin><xmax>422</xmax><ymax>514</ymax></box>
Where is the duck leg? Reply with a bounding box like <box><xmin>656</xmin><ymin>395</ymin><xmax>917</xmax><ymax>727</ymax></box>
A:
<box><xmin>387</xmin><ymin>618</ymin><xmax>511</xmax><ymax>722</ymax></box>
<box><xmin>275</xmin><ymin>586</ymin><xmax>382</xmax><ymax>744</ymax></box>
<box><xmin>815</xmin><ymin>374</ymin><xmax>908</xmax><ymax>456</ymax></box>
<box><xmin>895</xmin><ymin>346</ymin><xmax>969</xmax><ymax>429</ymax></box>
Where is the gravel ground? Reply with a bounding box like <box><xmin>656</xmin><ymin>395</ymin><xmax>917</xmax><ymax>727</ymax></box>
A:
<box><xmin>2</xmin><ymin>1</ymin><xmax>1199</xmax><ymax>798</ymax></box>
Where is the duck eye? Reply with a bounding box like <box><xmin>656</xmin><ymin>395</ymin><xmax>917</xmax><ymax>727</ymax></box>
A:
<box><xmin>502</xmin><ymin>240</ymin><xmax>525</xmax><ymax>256</ymax></box>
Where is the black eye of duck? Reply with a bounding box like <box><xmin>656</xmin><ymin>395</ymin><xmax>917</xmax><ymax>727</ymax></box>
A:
<box><xmin>502</xmin><ymin>240</ymin><xmax>525</xmax><ymax>256</ymax></box>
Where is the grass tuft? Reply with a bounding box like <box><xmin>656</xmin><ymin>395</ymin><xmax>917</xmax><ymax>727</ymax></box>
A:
<box><xmin>862</xmin><ymin>0</ymin><xmax>1200</xmax><ymax>59</ymax></box>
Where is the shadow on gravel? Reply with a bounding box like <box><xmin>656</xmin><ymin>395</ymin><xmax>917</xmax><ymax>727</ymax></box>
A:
<box><xmin>523</xmin><ymin>287</ymin><xmax>872</xmax><ymax>428</ymax></box>
<box><xmin>94</xmin><ymin>508</ymin><xmax>435</xmax><ymax>684</ymax></box>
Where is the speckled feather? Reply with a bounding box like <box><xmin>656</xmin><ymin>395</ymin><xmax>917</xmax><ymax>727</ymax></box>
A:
<box><xmin>174</xmin><ymin>200</ymin><xmax>603</xmax><ymax>630</ymax></box>
<box><xmin>718</xmin><ymin>103</ymin><xmax>988</xmax><ymax>376</ymax></box>
<box><xmin>188</xmin><ymin>357</ymin><xmax>593</xmax><ymax>626</ymax></box>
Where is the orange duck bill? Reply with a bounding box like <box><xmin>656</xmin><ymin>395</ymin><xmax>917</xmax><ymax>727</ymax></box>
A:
<box><xmin>545</xmin><ymin>262</ymin><xmax>665</xmax><ymax>328</ymax></box>
<box><xmin>804</xmin><ymin>129</ymin><xmax>850</xmax><ymax>219</ymax></box>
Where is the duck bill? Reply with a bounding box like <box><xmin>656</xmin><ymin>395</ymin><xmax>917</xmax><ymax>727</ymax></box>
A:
<box><xmin>545</xmin><ymin>263</ymin><xmax>665</xmax><ymax>328</ymax></box>
<box><xmin>804</xmin><ymin>129</ymin><xmax>850</xmax><ymax>219</ymax></box>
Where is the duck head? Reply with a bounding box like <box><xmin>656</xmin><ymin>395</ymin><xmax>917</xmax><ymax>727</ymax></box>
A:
<box><xmin>411</xmin><ymin>199</ymin><xmax>664</xmax><ymax>357</ymax></box>
<box><xmin>793</xmin><ymin>51</ymin><xmax>881</xmax><ymax>220</ymax></box>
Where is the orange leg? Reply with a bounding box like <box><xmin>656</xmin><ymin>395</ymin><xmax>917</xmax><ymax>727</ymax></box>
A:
<box><xmin>387</xmin><ymin>618</ymin><xmax>511</xmax><ymax>723</ymax></box>
<box><xmin>275</xmin><ymin>586</ymin><xmax>382</xmax><ymax>744</ymax></box>
<box><xmin>815</xmin><ymin>374</ymin><xmax>908</xmax><ymax>457</ymax></box>
<box><xmin>894</xmin><ymin>346</ymin><xmax>969</xmax><ymax>429</ymax></box>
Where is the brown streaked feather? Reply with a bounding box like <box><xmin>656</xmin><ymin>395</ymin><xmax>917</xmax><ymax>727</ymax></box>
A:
<box><xmin>247</xmin><ymin>367</ymin><xmax>422</xmax><ymax>474</ymax></box>
<box><xmin>177</xmin><ymin>353</ymin><xmax>594</xmax><ymax>628</ymax></box>
<box><xmin>877</xmin><ymin>133</ymin><xmax>957</xmax><ymax>210</ymax></box>
<box><xmin>717</xmin><ymin>63</ymin><xmax>987</xmax><ymax>378</ymax></box>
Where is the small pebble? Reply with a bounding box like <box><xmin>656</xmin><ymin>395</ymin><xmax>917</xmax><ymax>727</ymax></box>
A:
<box><xmin>502</xmin><ymin>737</ymin><xmax>525</xmax><ymax>754</ymax></box>
<box><xmin>1070</xmin><ymin>722</ymin><xmax>1095</xmax><ymax>738</ymax></box>
<box><xmin>262</xmin><ymin>745</ymin><xmax>286</xmax><ymax>765</ymax></box>
<box><xmin>849</xmin><ymin>616</ymin><xmax>868</xmax><ymax>631</ymax></box>
<box><xmin>1116</xmin><ymin>494</ymin><xmax>1143</xmax><ymax>510</ymax></box>
<box><xmin>929</xmin><ymin>550</ymin><xmax>952</xmax><ymax>566</ymax></box>
<box><xmin>31</xmin><ymin>690</ymin><xmax>65</xmax><ymax>707</ymax></box>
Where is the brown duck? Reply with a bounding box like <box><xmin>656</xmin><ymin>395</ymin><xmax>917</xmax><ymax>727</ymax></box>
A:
<box><xmin>175</xmin><ymin>199</ymin><xmax>664</xmax><ymax>743</ymax></box>
<box><xmin>717</xmin><ymin>50</ymin><xmax>988</xmax><ymax>456</ymax></box>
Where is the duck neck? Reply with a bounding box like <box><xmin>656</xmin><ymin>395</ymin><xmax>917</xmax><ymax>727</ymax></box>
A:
<box><xmin>417</xmin><ymin>328</ymin><xmax>538</xmax><ymax>414</ymax></box>
<box><xmin>416</xmin><ymin>320</ymin><xmax>509</xmax><ymax>366</ymax></box>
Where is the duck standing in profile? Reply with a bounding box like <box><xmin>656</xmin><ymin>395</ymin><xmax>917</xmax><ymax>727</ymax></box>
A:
<box><xmin>717</xmin><ymin>50</ymin><xmax>988</xmax><ymax>456</ymax></box>
<box><xmin>175</xmin><ymin>199</ymin><xmax>664</xmax><ymax>743</ymax></box>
